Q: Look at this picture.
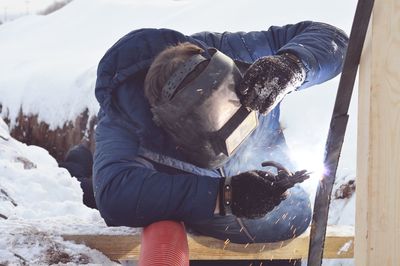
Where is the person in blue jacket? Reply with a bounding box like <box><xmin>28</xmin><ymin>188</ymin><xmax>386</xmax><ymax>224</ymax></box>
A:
<box><xmin>63</xmin><ymin>20</ymin><xmax>347</xmax><ymax>265</ymax></box>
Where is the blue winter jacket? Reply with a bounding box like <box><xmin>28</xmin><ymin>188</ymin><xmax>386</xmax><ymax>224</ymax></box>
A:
<box><xmin>93</xmin><ymin>21</ymin><xmax>348</xmax><ymax>227</ymax></box>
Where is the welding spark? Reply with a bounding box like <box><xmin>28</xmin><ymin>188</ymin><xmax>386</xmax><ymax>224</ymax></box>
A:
<box><xmin>223</xmin><ymin>239</ymin><xmax>230</xmax><ymax>250</ymax></box>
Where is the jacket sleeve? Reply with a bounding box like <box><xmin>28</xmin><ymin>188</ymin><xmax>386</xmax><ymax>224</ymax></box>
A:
<box><xmin>192</xmin><ymin>21</ymin><xmax>349</xmax><ymax>90</ymax></box>
<box><xmin>93</xmin><ymin>115</ymin><xmax>219</xmax><ymax>227</ymax></box>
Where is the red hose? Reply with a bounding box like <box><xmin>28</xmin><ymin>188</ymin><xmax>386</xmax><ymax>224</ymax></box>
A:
<box><xmin>138</xmin><ymin>220</ymin><xmax>189</xmax><ymax>266</ymax></box>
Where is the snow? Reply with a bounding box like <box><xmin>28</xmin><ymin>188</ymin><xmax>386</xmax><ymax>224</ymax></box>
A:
<box><xmin>0</xmin><ymin>0</ymin><xmax>359</xmax><ymax>264</ymax></box>
<box><xmin>0</xmin><ymin>118</ymin><xmax>135</xmax><ymax>264</ymax></box>
<box><xmin>0</xmin><ymin>0</ymin><xmax>56</xmax><ymax>22</ymax></box>
<box><xmin>0</xmin><ymin>0</ymin><xmax>357</xmax><ymax>129</ymax></box>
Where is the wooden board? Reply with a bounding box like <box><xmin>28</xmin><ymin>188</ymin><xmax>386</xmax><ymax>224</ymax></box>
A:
<box><xmin>63</xmin><ymin>226</ymin><xmax>354</xmax><ymax>260</ymax></box>
<box><xmin>356</xmin><ymin>0</ymin><xmax>400</xmax><ymax>264</ymax></box>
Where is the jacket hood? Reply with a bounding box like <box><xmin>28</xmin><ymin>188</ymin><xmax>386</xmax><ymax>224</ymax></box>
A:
<box><xmin>94</xmin><ymin>28</ymin><xmax>221</xmax><ymax>174</ymax></box>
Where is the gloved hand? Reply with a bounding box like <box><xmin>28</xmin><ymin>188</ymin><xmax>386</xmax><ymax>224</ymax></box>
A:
<box><xmin>220</xmin><ymin>161</ymin><xmax>310</xmax><ymax>219</ymax></box>
<box><xmin>238</xmin><ymin>53</ymin><xmax>306</xmax><ymax>115</ymax></box>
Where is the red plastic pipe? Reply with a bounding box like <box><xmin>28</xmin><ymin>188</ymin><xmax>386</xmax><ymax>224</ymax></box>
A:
<box><xmin>138</xmin><ymin>220</ymin><xmax>189</xmax><ymax>266</ymax></box>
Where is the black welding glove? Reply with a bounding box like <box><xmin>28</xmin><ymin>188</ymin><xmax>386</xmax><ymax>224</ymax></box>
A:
<box><xmin>238</xmin><ymin>53</ymin><xmax>306</xmax><ymax>115</ymax></box>
<box><xmin>220</xmin><ymin>162</ymin><xmax>310</xmax><ymax>219</ymax></box>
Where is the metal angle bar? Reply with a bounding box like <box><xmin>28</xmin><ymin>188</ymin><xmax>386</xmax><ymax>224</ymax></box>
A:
<box><xmin>307</xmin><ymin>0</ymin><xmax>375</xmax><ymax>265</ymax></box>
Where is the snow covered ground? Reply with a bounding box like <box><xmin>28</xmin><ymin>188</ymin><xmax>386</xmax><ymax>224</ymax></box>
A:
<box><xmin>0</xmin><ymin>0</ymin><xmax>359</xmax><ymax>264</ymax></box>
<box><xmin>0</xmin><ymin>118</ymin><xmax>135</xmax><ymax>264</ymax></box>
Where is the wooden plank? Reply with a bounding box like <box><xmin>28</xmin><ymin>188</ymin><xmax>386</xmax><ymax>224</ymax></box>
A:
<box><xmin>355</xmin><ymin>11</ymin><xmax>372</xmax><ymax>266</ymax></box>
<box><xmin>63</xmin><ymin>226</ymin><xmax>354</xmax><ymax>260</ymax></box>
<box><xmin>356</xmin><ymin>0</ymin><xmax>400</xmax><ymax>265</ymax></box>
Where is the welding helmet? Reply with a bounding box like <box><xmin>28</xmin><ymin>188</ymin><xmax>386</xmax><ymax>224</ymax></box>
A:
<box><xmin>151</xmin><ymin>48</ymin><xmax>258</xmax><ymax>169</ymax></box>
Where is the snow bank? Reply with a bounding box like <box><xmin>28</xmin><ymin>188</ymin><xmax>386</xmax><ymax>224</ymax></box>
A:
<box><xmin>0</xmin><ymin>0</ymin><xmax>357</xmax><ymax>129</ymax></box>
<box><xmin>0</xmin><ymin>118</ymin><xmax>135</xmax><ymax>264</ymax></box>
